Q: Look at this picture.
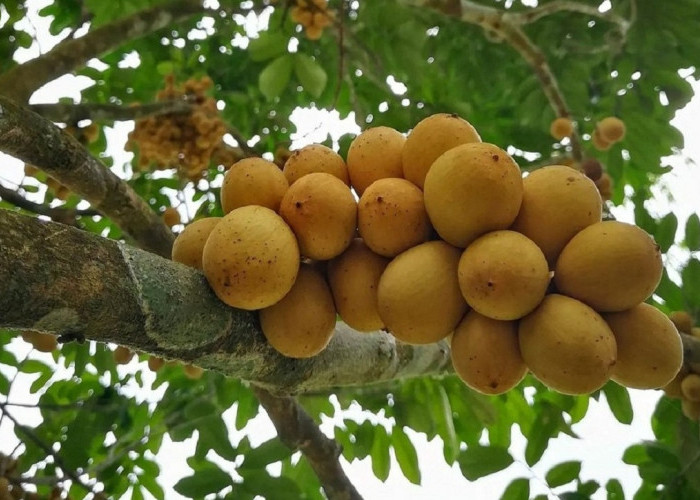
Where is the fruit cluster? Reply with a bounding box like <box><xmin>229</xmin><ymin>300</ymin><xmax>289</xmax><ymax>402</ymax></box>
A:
<box><xmin>172</xmin><ymin>113</ymin><xmax>683</xmax><ymax>397</ymax></box>
<box><xmin>290</xmin><ymin>0</ymin><xmax>335</xmax><ymax>40</ymax></box>
<box><xmin>126</xmin><ymin>75</ymin><xmax>226</xmax><ymax>180</ymax></box>
<box><xmin>663</xmin><ymin>312</ymin><xmax>700</xmax><ymax>419</ymax></box>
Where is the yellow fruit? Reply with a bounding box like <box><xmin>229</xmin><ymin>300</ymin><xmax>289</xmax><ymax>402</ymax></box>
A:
<box><xmin>327</xmin><ymin>239</ymin><xmax>390</xmax><ymax>332</ymax></box>
<box><xmin>162</xmin><ymin>207</ymin><xmax>181</xmax><ymax>227</ymax></box>
<box><xmin>592</xmin><ymin>128</ymin><xmax>612</xmax><ymax>151</ymax></box>
<box><xmin>377</xmin><ymin>241</ymin><xmax>467</xmax><ymax>344</ymax></box>
<box><xmin>260</xmin><ymin>264</ymin><xmax>337</xmax><ymax>358</ymax></box>
<box><xmin>669</xmin><ymin>311</ymin><xmax>693</xmax><ymax>334</ymax></box>
<box><xmin>347</xmin><ymin>126</ymin><xmax>405</xmax><ymax>195</ymax></box>
<box><xmin>357</xmin><ymin>178</ymin><xmax>432</xmax><ymax>257</ymax></box>
<box><xmin>450</xmin><ymin>311</ymin><xmax>527</xmax><ymax>395</ymax></box>
<box><xmin>663</xmin><ymin>370</ymin><xmax>687</xmax><ymax>399</ymax></box>
<box><xmin>693</xmin><ymin>327</ymin><xmax>700</xmax><ymax>339</ymax></box>
<box><xmin>550</xmin><ymin>117</ymin><xmax>574</xmax><ymax>140</ymax></box>
<box><xmin>603</xmin><ymin>303</ymin><xmax>683</xmax><ymax>389</ymax></box>
<box><xmin>424</xmin><ymin>143</ymin><xmax>523</xmax><ymax>248</ymax></box>
<box><xmin>113</xmin><ymin>346</ymin><xmax>134</xmax><ymax>365</ymax></box>
<box><xmin>681</xmin><ymin>374</ymin><xmax>700</xmax><ymax>402</ymax></box>
<box><xmin>184</xmin><ymin>364</ymin><xmax>204</xmax><ymax>379</ymax></box>
<box><xmin>279</xmin><ymin>172</ymin><xmax>357</xmax><ymax>260</ymax></box>
<box><xmin>519</xmin><ymin>294</ymin><xmax>617</xmax><ymax>395</ymax></box>
<box><xmin>511</xmin><ymin>165</ymin><xmax>602</xmax><ymax>265</ymax></box>
<box><xmin>283</xmin><ymin>144</ymin><xmax>349</xmax><ymax>185</ymax></box>
<box><xmin>202</xmin><ymin>205</ymin><xmax>299</xmax><ymax>310</ymax></box>
<box><xmin>598</xmin><ymin>117</ymin><xmax>626</xmax><ymax>143</ymax></box>
<box><xmin>220</xmin><ymin>158</ymin><xmax>289</xmax><ymax>213</ymax></box>
<box><xmin>682</xmin><ymin>399</ymin><xmax>700</xmax><ymax>421</ymax></box>
<box><xmin>554</xmin><ymin>221</ymin><xmax>663</xmax><ymax>312</ymax></box>
<box><xmin>148</xmin><ymin>356</ymin><xmax>165</xmax><ymax>372</ymax></box>
<box><xmin>595</xmin><ymin>172</ymin><xmax>613</xmax><ymax>201</ymax></box>
<box><xmin>458</xmin><ymin>231</ymin><xmax>550</xmax><ymax>320</ymax></box>
<box><xmin>171</xmin><ymin>217</ymin><xmax>221</xmax><ymax>270</ymax></box>
<box><xmin>401</xmin><ymin>113</ymin><xmax>481</xmax><ymax>189</ymax></box>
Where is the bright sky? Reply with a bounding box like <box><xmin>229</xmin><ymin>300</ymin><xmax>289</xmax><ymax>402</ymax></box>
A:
<box><xmin>1</xmin><ymin>1</ymin><xmax>700</xmax><ymax>499</ymax></box>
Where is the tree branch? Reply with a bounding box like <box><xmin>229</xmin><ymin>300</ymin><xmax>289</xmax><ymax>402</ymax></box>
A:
<box><xmin>0</xmin><ymin>181</ymin><xmax>99</xmax><ymax>224</ymax></box>
<box><xmin>253</xmin><ymin>386</ymin><xmax>363</xmax><ymax>500</ymax></box>
<box><xmin>0</xmin><ymin>0</ymin><xmax>207</xmax><ymax>102</ymax></box>
<box><xmin>504</xmin><ymin>1</ymin><xmax>631</xmax><ymax>31</ymax></box>
<box><xmin>0</xmin><ymin>96</ymin><xmax>174</xmax><ymax>257</ymax></box>
<box><xmin>29</xmin><ymin>99</ymin><xmax>194</xmax><ymax>124</ymax></box>
<box><xmin>0</xmin><ymin>210</ymin><xmax>452</xmax><ymax>394</ymax></box>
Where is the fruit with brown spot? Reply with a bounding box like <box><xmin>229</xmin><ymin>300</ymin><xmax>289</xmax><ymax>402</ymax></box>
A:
<box><xmin>347</xmin><ymin>126</ymin><xmax>406</xmax><ymax>195</ymax></box>
<box><xmin>221</xmin><ymin>157</ymin><xmax>289</xmax><ymax>213</ymax></box>
<box><xmin>283</xmin><ymin>144</ymin><xmax>349</xmax><ymax>185</ymax></box>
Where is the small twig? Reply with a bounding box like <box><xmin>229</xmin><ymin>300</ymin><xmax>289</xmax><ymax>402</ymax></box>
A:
<box><xmin>504</xmin><ymin>1</ymin><xmax>630</xmax><ymax>32</ymax></box>
<box><xmin>332</xmin><ymin>0</ymin><xmax>347</xmax><ymax>108</ymax></box>
<box><xmin>0</xmin><ymin>181</ymin><xmax>100</xmax><ymax>223</ymax></box>
<box><xmin>29</xmin><ymin>99</ymin><xmax>194</xmax><ymax>124</ymax></box>
<box><xmin>253</xmin><ymin>386</ymin><xmax>363</xmax><ymax>500</ymax></box>
<box><xmin>226</xmin><ymin>124</ymin><xmax>260</xmax><ymax>158</ymax></box>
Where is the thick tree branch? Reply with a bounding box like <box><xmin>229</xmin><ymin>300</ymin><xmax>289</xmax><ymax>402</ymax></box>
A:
<box><xmin>29</xmin><ymin>100</ymin><xmax>194</xmax><ymax>124</ymax></box>
<box><xmin>0</xmin><ymin>210</ymin><xmax>452</xmax><ymax>394</ymax></box>
<box><xmin>253</xmin><ymin>386</ymin><xmax>363</xmax><ymax>500</ymax></box>
<box><xmin>0</xmin><ymin>96</ymin><xmax>174</xmax><ymax>257</ymax></box>
<box><xmin>0</xmin><ymin>0</ymin><xmax>207</xmax><ymax>102</ymax></box>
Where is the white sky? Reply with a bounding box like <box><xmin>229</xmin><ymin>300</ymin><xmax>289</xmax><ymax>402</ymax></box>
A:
<box><xmin>1</xmin><ymin>1</ymin><xmax>700</xmax><ymax>499</ymax></box>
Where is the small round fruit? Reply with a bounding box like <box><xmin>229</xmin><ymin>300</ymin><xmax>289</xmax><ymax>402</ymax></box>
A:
<box><xmin>682</xmin><ymin>399</ymin><xmax>700</xmax><ymax>421</ymax></box>
<box><xmin>511</xmin><ymin>165</ymin><xmax>602</xmax><ymax>265</ymax></box>
<box><xmin>113</xmin><ymin>346</ymin><xmax>134</xmax><ymax>365</ymax></box>
<box><xmin>598</xmin><ymin>117</ymin><xmax>626</xmax><ymax>143</ymax></box>
<box><xmin>279</xmin><ymin>172</ymin><xmax>357</xmax><ymax>260</ymax></box>
<box><xmin>221</xmin><ymin>157</ymin><xmax>289</xmax><ymax>213</ymax></box>
<box><xmin>358</xmin><ymin>178</ymin><xmax>432</xmax><ymax>257</ymax></box>
<box><xmin>162</xmin><ymin>207</ymin><xmax>181</xmax><ymax>227</ymax></box>
<box><xmin>595</xmin><ymin>172</ymin><xmax>613</xmax><ymax>201</ymax></box>
<box><xmin>402</xmin><ymin>113</ymin><xmax>481</xmax><ymax>189</ymax></box>
<box><xmin>451</xmin><ymin>311</ymin><xmax>527</xmax><ymax>395</ymax></box>
<box><xmin>603</xmin><ymin>303</ymin><xmax>683</xmax><ymax>389</ymax></box>
<box><xmin>692</xmin><ymin>327</ymin><xmax>700</xmax><ymax>339</ymax></box>
<box><xmin>664</xmin><ymin>370</ymin><xmax>687</xmax><ymax>399</ymax></box>
<box><xmin>581</xmin><ymin>158</ymin><xmax>603</xmax><ymax>181</ymax></box>
<box><xmin>202</xmin><ymin>206</ymin><xmax>299</xmax><ymax>310</ymax></box>
<box><xmin>21</xmin><ymin>331</ymin><xmax>58</xmax><ymax>352</ymax></box>
<box><xmin>592</xmin><ymin>128</ymin><xmax>612</xmax><ymax>151</ymax></box>
<box><xmin>328</xmin><ymin>239</ymin><xmax>390</xmax><ymax>332</ymax></box>
<box><xmin>347</xmin><ymin>126</ymin><xmax>405</xmax><ymax>195</ymax></box>
<box><xmin>283</xmin><ymin>144</ymin><xmax>349</xmax><ymax>185</ymax></box>
<box><xmin>260</xmin><ymin>265</ymin><xmax>337</xmax><ymax>358</ymax></box>
<box><xmin>554</xmin><ymin>221</ymin><xmax>663</xmax><ymax>312</ymax></box>
<box><xmin>377</xmin><ymin>241</ymin><xmax>467</xmax><ymax>344</ymax></box>
<box><xmin>148</xmin><ymin>356</ymin><xmax>165</xmax><ymax>372</ymax></box>
<box><xmin>550</xmin><ymin>117</ymin><xmax>574</xmax><ymax>140</ymax></box>
<box><xmin>519</xmin><ymin>294</ymin><xmax>617</xmax><ymax>395</ymax></box>
<box><xmin>172</xmin><ymin>217</ymin><xmax>221</xmax><ymax>270</ymax></box>
<box><xmin>681</xmin><ymin>374</ymin><xmax>700</xmax><ymax>402</ymax></box>
<box><xmin>458</xmin><ymin>231</ymin><xmax>550</xmax><ymax>320</ymax></box>
<box><xmin>669</xmin><ymin>311</ymin><xmax>693</xmax><ymax>334</ymax></box>
<box><xmin>184</xmin><ymin>364</ymin><xmax>204</xmax><ymax>379</ymax></box>
<box><xmin>424</xmin><ymin>143</ymin><xmax>523</xmax><ymax>247</ymax></box>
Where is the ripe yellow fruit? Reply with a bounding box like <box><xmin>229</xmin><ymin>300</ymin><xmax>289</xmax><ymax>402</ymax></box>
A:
<box><xmin>424</xmin><ymin>143</ymin><xmax>523</xmax><ymax>248</ymax></box>
<box><xmin>279</xmin><ymin>172</ymin><xmax>357</xmax><ymax>260</ymax></box>
<box><xmin>148</xmin><ymin>356</ymin><xmax>165</xmax><ymax>372</ymax></box>
<box><xmin>681</xmin><ymin>374</ymin><xmax>700</xmax><ymax>402</ymax></box>
<box><xmin>327</xmin><ymin>239</ymin><xmax>390</xmax><ymax>331</ymax></box>
<box><xmin>220</xmin><ymin>157</ymin><xmax>289</xmax><ymax>213</ymax></box>
<box><xmin>554</xmin><ymin>221</ymin><xmax>663</xmax><ymax>312</ymax></box>
<box><xmin>202</xmin><ymin>205</ymin><xmax>299</xmax><ymax>310</ymax></box>
<box><xmin>591</xmin><ymin>128</ymin><xmax>612</xmax><ymax>151</ymax></box>
<box><xmin>663</xmin><ymin>370</ymin><xmax>687</xmax><ymax>399</ymax></box>
<box><xmin>377</xmin><ymin>241</ymin><xmax>467</xmax><ymax>344</ymax></box>
<box><xmin>357</xmin><ymin>178</ymin><xmax>432</xmax><ymax>257</ymax></box>
<box><xmin>113</xmin><ymin>346</ymin><xmax>134</xmax><ymax>365</ymax></box>
<box><xmin>184</xmin><ymin>364</ymin><xmax>204</xmax><ymax>379</ymax></box>
<box><xmin>458</xmin><ymin>231</ymin><xmax>550</xmax><ymax>320</ymax></box>
<box><xmin>402</xmin><ymin>113</ymin><xmax>481</xmax><ymax>189</ymax></box>
<box><xmin>171</xmin><ymin>217</ymin><xmax>221</xmax><ymax>270</ymax></box>
<box><xmin>595</xmin><ymin>172</ymin><xmax>613</xmax><ymax>201</ymax></box>
<box><xmin>598</xmin><ymin>116</ymin><xmax>626</xmax><ymax>143</ymax></box>
<box><xmin>682</xmin><ymin>399</ymin><xmax>700</xmax><ymax>421</ymax></box>
<box><xmin>603</xmin><ymin>303</ymin><xmax>683</xmax><ymax>389</ymax></box>
<box><xmin>510</xmin><ymin>165</ymin><xmax>602</xmax><ymax>265</ymax></box>
<box><xmin>450</xmin><ymin>311</ymin><xmax>527</xmax><ymax>395</ymax></box>
<box><xmin>162</xmin><ymin>207</ymin><xmax>181</xmax><ymax>227</ymax></box>
<box><xmin>260</xmin><ymin>264</ymin><xmax>337</xmax><ymax>358</ymax></box>
<box><xmin>550</xmin><ymin>117</ymin><xmax>574</xmax><ymax>140</ymax></box>
<box><xmin>669</xmin><ymin>311</ymin><xmax>693</xmax><ymax>334</ymax></box>
<box><xmin>283</xmin><ymin>144</ymin><xmax>349</xmax><ymax>185</ymax></box>
<box><xmin>21</xmin><ymin>331</ymin><xmax>58</xmax><ymax>353</ymax></box>
<box><xmin>347</xmin><ymin>126</ymin><xmax>406</xmax><ymax>195</ymax></box>
<box><xmin>519</xmin><ymin>294</ymin><xmax>617</xmax><ymax>395</ymax></box>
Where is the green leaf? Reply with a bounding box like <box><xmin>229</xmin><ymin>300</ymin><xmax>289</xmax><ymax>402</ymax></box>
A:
<box><xmin>501</xmin><ymin>478</ymin><xmax>530</xmax><ymax>500</ymax></box>
<box><xmin>249</xmin><ymin>32</ymin><xmax>289</xmax><ymax>62</ymax></box>
<box><xmin>458</xmin><ymin>445</ymin><xmax>514</xmax><ymax>481</ymax></box>
<box><xmin>241</xmin><ymin>438</ymin><xmax>292</xmax><ymax>470</ymax></box>
<box><xmin>622</xmin><ymin>443</ymin><xmax>648</xmax><ymax>465</ymax></box>
<box><xmin>655</xmin><ymin>213</ymin><xmax>677</xmax><ymax>252</ymax></box>
<box><xmin>173</xmin><ymin>464</ymin><xmax>233</xmax><ymax>498</ymax></box>
<box><xmin>545</xmin><ymin>461</ymin><xmax>581</xmax><ymax>488</ymax></box>
<box><xmin>606</xmin><ymin>478</ymin><xmax>625</xmax><ymax>499</ymax></box>
<box><xmin>239</xmin><ymin>470</ymin><xmax>302</xmax><ymax>499</ymax></box>
<box><xmin>682</xmin><ymin>258</ymin><xmax>700</xmax><ymax>300</ymax></box>
<box><xmin>0</xmin><ymin>371</ymin><xmax>9</xmax><ymax>395</ymax></box>
<box><xmin>259</xmin><ymin>55</ymin><xmax>293</xmax><ymax>100</ymax></box>
<box><xmin>685</xmin><ymin>213</ymin><xmax>700</xmax><ymax>251</ymax></box>
<box><xmin>198</xmin><ymin>417</ymin><xmax>237</xmax><ymax>462</ymax></box>
<box><xmin>603</xmin><ymin>382</ymin><xmax>633</xmax><ymax>424</ymax></box>
<box><xmin>294</xmin><ymin>54</ymin><xmax>328</xmax><ymax>98</ymax></box>
<box><xmin>392</xmin><ymin>427</ymin><xmax>421</xmax><ymax>485</ymax></box>
<box><xmin>370</xmin><ymin>425</ymin><xmax>391</xmax><ymax>481</ymax></box>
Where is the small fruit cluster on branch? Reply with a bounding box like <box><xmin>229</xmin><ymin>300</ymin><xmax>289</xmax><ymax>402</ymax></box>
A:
<box><xmin>112</xmin><ymin>345</ymin><xmax>204</xmax><ymax>379</ymax></box>
<box><xmin>171</xmin><ymin>112</ymin><xmax>681</xmax><ymax>397</ymax></box>
<box><xmin>0</xmin><ymin>454</ymin><xmax>64</xmax><ymax>500</ymax></box>
<box><xmin>126</xmin><ymin>75</ymin><xmax>225</xmax><ymax>180</ymax></box>
<box><xmin>290</xmin><ymin>0</ymin><xmax>335</xmax><ymax>40</ymax></box>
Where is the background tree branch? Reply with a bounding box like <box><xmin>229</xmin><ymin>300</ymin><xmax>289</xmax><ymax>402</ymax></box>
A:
<box><xmin>0</xmin><ymin>181</ymin><xmax>99</xmax><ymax>224</ymax></box>
<box><xmin>29</xmin><ymin>99</ymin><xmax>194</xmax><ymax>124</ymax></box>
